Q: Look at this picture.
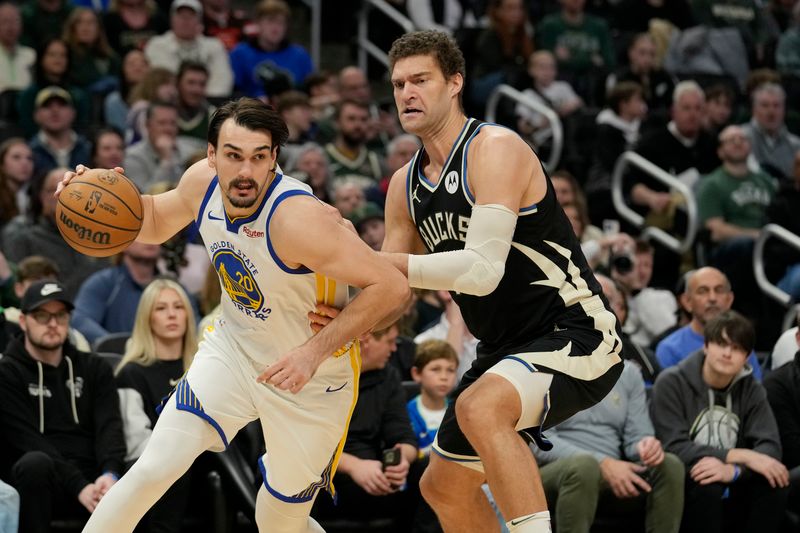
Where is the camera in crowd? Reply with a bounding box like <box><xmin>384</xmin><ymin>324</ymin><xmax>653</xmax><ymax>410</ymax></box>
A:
<box><xmin>611</xmin><ymin>251</ymin><xmax>635</xmax><ymax>275</ymax></box>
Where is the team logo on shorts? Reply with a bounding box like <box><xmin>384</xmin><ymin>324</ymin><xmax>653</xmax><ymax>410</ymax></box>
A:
<box><xmin>444</xmin><ymin>171</ymin><xmax>459</xmax><ymax>194</ymax></box>
<box><xmin>211</xmin><ymin>245</ymin><xmax>271</xmax><ymax>321</ymax></box>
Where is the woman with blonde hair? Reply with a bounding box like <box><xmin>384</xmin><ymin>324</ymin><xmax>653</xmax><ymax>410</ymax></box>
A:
<box><xmin>115</xmin><ymin>278</ymin><xmax>196</xmax><ymax>532</ymax></box>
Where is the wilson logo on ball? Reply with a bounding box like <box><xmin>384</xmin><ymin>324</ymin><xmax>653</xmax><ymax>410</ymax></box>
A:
<box><xmin>59</xmin><ymin>211</ymin><xmax>112</xmax><ymax>245</ymax></box>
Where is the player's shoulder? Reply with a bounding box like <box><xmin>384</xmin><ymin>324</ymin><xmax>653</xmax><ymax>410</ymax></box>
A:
<box><xmin>472</xmin><ymin>122</ymin><xmax>531</xmax><ymax>153</ymax></box>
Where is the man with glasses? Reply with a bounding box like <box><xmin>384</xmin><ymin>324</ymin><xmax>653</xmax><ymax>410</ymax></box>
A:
<box><xmin>0</xmin><ymin>280</ymin><xmax>126</xmax><ymax>532</ymax></box>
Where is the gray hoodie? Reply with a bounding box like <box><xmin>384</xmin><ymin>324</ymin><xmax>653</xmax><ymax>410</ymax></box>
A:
<box><xmin>650</xmin><ymin>349</ymin><xmax>781</xmax><ymax>467</ymax></box>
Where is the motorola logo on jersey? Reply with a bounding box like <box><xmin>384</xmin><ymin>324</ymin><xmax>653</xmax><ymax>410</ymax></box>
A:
<box><xmin>444</xmin><ymin>171</ymin><xmax>459</xmax><ymax>194</ymax></box>
<box><xmin>210</xmin><ymin>242</ymin><xmax>272</xmax><ymax>321</ymax></box>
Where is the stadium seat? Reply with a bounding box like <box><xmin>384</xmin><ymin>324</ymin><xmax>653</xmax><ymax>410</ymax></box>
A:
<box><xmin>92</xmin><ymin>332</ymin><xmax>131</xmax><ymax>354</ymax></box>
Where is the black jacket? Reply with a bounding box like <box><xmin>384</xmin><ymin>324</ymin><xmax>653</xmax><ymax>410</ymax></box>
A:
<box><xmin>0</xmin><ymin>334</ymin><xmax>125</xmax><ymax>496</ymax></box>
<box><xmin>344</xmin><ymin>365</ymin><xmax>417</xmax><ymax>461</ymax></box>
<box><xmin>764</xmin><ymin>351</ymin><xmax>800</xmax><ymax>469</ymax></box>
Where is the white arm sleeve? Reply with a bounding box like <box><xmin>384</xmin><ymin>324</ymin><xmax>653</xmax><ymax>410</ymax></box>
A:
<box><xmin>408</xmin><ymin>203</ymin><xmax>517</xmax><ymax>296</ymax></box>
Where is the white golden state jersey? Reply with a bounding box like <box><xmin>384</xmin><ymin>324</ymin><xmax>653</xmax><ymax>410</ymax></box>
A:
<box><xmin>197</xmin><ymin>173</ymin><xmax>349</xmax><ymax>363</ymax></box>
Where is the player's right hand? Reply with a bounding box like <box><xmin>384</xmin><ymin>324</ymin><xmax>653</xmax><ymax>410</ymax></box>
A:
<box><xmin>56</xmin><ymin>165</ymin><xmax>125</xmax><ymax>198</ymax></box>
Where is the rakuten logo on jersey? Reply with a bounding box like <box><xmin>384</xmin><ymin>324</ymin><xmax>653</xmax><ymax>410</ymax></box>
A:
<box><xmin>242</xmin><ymin>227</ymin><xmax>265</xmax><ymax>238</ymax></box>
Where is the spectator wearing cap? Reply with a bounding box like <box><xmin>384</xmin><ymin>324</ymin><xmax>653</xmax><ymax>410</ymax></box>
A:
<box><xmin>0</xmin><ymin>1</ymin><xmax>36</xmax><ymax>93</ymax></box>
<box><xmin>348</xmin><ymin>202</ymin><xmax>385</xmax><ymax>251</ymax></box>
<box><xmin>143</xmin><ymin>0</ymin><xmax>233</xmax><ymax>98</ymax></box>
<box><xmin>28</xmin><ymin>86</ymin><xmax>91</xmax><ymax>180</ymax></box>
<box><xmin>17</xmin><ymin>38</ymin><xmax>92</xmax><ymax>137</ymax></box>
<box><xmin>3</xmin><ymin>255</ymin><xmax>91</xmax><ymax>352</ymax></box>
<box><xmin>0</xmin><ymin>280</ymin><xmax>125</xmax><ymax>533</ymax></box>
<box><xmin>229</xmin><ymin>0</ymin><xmax>313</xmax><ymax>99</ymax></box>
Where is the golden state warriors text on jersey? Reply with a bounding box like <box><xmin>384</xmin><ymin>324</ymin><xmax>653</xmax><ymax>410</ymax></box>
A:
<box><xmin>209</xmin><ymin>239</ymin><xmax>272</xmax><ymax>321</ymax></box>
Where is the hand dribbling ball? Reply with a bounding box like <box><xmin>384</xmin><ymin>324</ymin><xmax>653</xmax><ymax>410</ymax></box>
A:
<box><xmin>56</xmin><ymin>169</ymin><xmax>143</xmax><ymax>257</ymax></box>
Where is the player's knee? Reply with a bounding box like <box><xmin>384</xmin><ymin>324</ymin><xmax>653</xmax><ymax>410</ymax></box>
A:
<box><xmin>420</xmin><ymin>466</ymin><xmax>452</xmax><ymax>507</ymax></box>
<box><xmin>455</xmin><ymin>384</ymin><xmax>513</xmax><ymax>438</ymax></box>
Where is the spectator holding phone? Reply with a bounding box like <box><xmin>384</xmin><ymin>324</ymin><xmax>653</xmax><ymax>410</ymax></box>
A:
<box><xmin>311</xmin><ymin>322</ymin><xmax>420</xmax><ymax>532</ymax></box>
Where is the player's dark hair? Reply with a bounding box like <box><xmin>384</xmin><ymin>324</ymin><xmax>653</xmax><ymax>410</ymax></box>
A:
<box><xmin>208</xmin><ymin>97</ymin><xmax>289</xmax><ymax>151</ymax></box>
<box><xmin>704</xmin><ymin>310</ymin><xmax>755</xmax><ymax>354</ymax></box>
<box><xmin>388</xmin><ymin>30</ymin><xmax>466</xmax><ymax>82</ymax></box>
<box><xmin>414</xmin><ymin>339</ymin><xmax>458</xmax><ymax>371</ymax></box>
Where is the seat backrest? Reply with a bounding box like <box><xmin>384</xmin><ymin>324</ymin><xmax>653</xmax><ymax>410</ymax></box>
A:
<box><xmin>401</xmin><ymin>380</ymin><xmax>421</xmax><ymax>402</ymax></box>
<box><xmin>96</xmin><ymin>351</ymin><xmax>124</xmax><ymax>370</ymax></box>
<box><xmin>92</xmin><ymin>332</ymin><xmax>131</xmax><ymax>354</ymax></box>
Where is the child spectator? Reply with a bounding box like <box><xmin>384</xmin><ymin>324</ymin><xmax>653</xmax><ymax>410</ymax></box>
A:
<box><xmin>516</xmin><ymin>50</ymin><xmax>582</xmax><ymax>151</ymax></box>
<box><xmin>407</xmin><ymin>339</ymin><xmax>458</xmax><ymax>457</ymax></box>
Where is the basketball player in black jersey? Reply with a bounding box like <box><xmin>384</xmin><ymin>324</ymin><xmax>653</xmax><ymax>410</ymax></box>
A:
<box><xmin>380</xmin><ymin>31</ymin><xmax>625</xmax><ymax>532</ymax></box>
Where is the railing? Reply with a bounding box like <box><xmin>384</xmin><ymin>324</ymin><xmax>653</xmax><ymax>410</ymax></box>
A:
<box><xmin>753</xmin><ymin>223</ymin><xmax>800</xmax><ymax>308</ymax></box>
<box><xmin>485</xmin><ymin>84</ymin><xmax>563</xmax><ymax>172</ymax></box>
<box><xmin>610</xmin><ymin>151</ymin><xmax>699</xmax><ymax>254</ymax></box>
<box><xmin>357</xmin><ymin>0</ymin><xmax>415</xmax><ymax>74</ymax></box>
<box><xmin>299</xmin><ymin>0</ymin><xmax>321</xmax><ymax>69</ymax></box>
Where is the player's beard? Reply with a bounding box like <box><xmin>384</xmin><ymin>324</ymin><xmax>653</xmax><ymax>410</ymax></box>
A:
<box><xmin>226</xmin><ymin>177</ymin><xmax>261</xmax><ymax>208</ymax></box>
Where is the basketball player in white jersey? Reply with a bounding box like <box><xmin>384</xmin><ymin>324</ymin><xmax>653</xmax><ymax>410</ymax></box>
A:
<box><xmin>375</xmin><ymin>31</ymin><xmax>624</xmax><ymax>533</ymax></box>
<box><xmin>57</xmin><ymin>98</ymin><xmax>410</xmax><ymax>532</ymax></box>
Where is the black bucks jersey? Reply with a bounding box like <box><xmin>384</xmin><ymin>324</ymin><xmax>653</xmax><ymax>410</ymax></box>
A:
<box><xmin>406</xmin><ymin>119</ymin><xmax>618</xmax><ymax>359</ymax></box>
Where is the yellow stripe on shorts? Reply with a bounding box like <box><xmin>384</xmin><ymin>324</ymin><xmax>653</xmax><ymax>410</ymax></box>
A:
<box><xmin>327</xmin><ymin>340</ymin><xmax>362</xmax><ymax>499</ymax></box>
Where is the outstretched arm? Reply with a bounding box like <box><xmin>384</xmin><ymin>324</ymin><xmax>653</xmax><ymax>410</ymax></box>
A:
<box><xmin>257</xmin><ymin>195</ymin><xmax>411</xmax><ymax>393</ymax></box>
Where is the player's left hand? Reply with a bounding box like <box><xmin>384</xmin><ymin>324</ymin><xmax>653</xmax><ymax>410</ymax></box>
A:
<box><xmin>257</xmin><ymin>346</ymin><xmax>320</xmax><ymax>394</ymax></box>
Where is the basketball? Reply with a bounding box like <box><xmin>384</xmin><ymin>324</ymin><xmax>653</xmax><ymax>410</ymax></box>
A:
<box><xmin>56</xmin><ymin>169</ymin><xmax>143</xmax><ymax>257</ymax></box>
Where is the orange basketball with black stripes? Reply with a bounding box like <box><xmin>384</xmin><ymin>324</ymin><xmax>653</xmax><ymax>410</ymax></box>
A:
<box><xmin>55</xmin><ymin>169</ymin><xmax>143</xmax><ymax>257</ymax></box>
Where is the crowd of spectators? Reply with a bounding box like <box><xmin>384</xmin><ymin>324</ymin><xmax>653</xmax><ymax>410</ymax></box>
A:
<box><xmin>1</xmin><ymin>0</ymin><xmax>800</xmax><ymax>531</ymax></box>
